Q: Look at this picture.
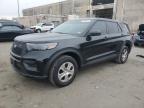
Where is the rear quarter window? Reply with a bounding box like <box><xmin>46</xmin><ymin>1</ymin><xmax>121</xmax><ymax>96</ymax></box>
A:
<box><xmin>120</xmin><ymin>23</ymin><xmax>130</xmax><ymax>34</ymax></box>
<box><xmin>90</xmin><ymin>21</ymin><xmax>107</xmax><ymax>35</ymax></box>
<box><xmin>107</xmin><ymin>22</ymin><xmax>121</xmax><ymax>34</ymax></box>
<box><xmin>45</xmin><ymin>23</ymin><xmax>53</xmax><ymax>26</ymax></box>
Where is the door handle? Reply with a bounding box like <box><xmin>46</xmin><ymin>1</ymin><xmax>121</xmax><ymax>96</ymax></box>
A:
<box><xmin>104</xmin><ymin>36</ymin><xmax>108</xmax><ymax>40</ymax></box>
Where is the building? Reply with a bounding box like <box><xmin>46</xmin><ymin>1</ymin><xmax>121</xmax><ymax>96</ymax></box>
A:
<box><xmin>0</xmin><ymin>16</ymin><xmax>13</xmax><ymax>20</ymax></box>
<box><xmin>17</xmin><ymin>0</ymin><xmax>144</xmax><ymax>31</ymax></box>
<box><xmin>116</xmin><ymin>0</ymin><xmax>144</xmax><ymax>31</ymax></box>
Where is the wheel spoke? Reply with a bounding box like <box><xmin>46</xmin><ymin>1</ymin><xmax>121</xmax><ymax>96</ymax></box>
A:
<box><xmin>67</xmin><ymin>73</ymin><xmax>73</xmax><ymax>79</ymax></box>
<box><xmin>58</xmin><ymin>72</ymin><xmax>66</xmax><ymax>81</ymax></box>
<box><xmin>59</xmin><ymin>64</ymin><xmax>66</xmax><ymax>72</ymax></box>
<box><xmin>122</xmin><ymin>48</ymin><xmax>128</xmax><ymax>61</ymax></box>
<box><xmin>65</xmin><ymin>74</ymin><xmax>69</xmax><ymax>82</ymax></box>
<box><xmin>67</xmin><ymin>63</ymin><xmax>73</xmax><ymax>71</ymax></box>
<box><xmin>58</xmin><ymin>62</ymin><xmax>75</xmax><ymax>83</ymax></box>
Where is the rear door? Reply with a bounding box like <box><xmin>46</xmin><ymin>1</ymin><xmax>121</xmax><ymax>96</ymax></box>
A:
<box><xmin>106</xmin><ymin>21</ymin><xmax>123</xmax><ymax>53</ymax></box>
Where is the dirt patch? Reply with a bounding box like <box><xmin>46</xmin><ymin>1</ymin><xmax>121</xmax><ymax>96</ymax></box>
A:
<box><xmin>0</xmin><ymin>42</ymin><xmax>144</xmax><ymax>108</ymax></box>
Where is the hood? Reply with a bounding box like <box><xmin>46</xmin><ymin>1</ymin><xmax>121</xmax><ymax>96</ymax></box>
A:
<box><xmin>15</xmin><ymin>32</ymin><xmax>79</xmax><ymax>43</ymax></box>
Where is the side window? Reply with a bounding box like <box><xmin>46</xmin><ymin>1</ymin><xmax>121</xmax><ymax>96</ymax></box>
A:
<box><xmin>45</xmin><ymin>23</ymin><xmax>52</xmax><ymax>26</ymax></box>
<box><xmin>0</xmin><ymin>26</ymin><xmax>22</xmax><ymax>31</ymax></box>
<box><xmin>42</xmin><ymin>23</ymin><xmax>46</xmax><ymax>26</ymax></box>
<box><xmin>107</xmin><ymin>22</ymin><xmax>121</xmax><ymax>34</ymax></box>
<box><xmin>120</xmin><ymin>23</ymin><xmax>130</xmax><ymax>34</ymax></box>
<box><xmin>90</xmin><ymin>21</ymin><xmax>107</xmax><ymax>35</ymax></box>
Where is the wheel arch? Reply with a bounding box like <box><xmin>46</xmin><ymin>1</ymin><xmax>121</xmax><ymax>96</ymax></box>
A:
<box><xmin>36</xmin><ymin>28</ymin><xmax>41</xmax><ymax>31</ymax></box>
<box><xmin>61</xmin><ymin>52</ymin><xmax>82</xmax><ymax>68</ymax></box>
<box><xmin>44</xmin><ymin>48</ymin><xmax>83</xmax><ymax>74</ymax></box>
<box><xmin>125</xmin><ymin>40</ymin><xmax>132</xmax><ymax>53</ymax></box>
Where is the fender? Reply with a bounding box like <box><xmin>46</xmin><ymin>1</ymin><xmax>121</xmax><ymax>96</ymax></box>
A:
<box><xmin>44</xmin><ymin>48</ymin><xmax>84</xmax><ymax>73</ymax></box>
<box><xmin>119</xmin><ymin>40</ymin><xmax>132</xmax><ymax>54</ymax></box>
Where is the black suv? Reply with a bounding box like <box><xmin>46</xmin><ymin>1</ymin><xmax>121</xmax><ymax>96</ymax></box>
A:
<box><xmin>0</xmin><ymin>20</ymin><xmax>33</xmax><ymax>41</ymax></box>
<box><xmin>10</xmin><ymin>18</ymin><xmax>133</xmax><ymax>87</ymax></box>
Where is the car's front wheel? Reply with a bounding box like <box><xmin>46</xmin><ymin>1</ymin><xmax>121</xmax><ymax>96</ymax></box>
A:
<box><xmin>49</xmin><ymin>55</ymin><xmax>78</xmax><ymax>87</ymax></box>
<box><xmin>36</xmin><ymin>29</ymin><xmax>41</xmax><ymax>33</ymax></box>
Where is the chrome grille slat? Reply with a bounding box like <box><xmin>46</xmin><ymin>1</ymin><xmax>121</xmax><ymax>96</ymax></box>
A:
<box><xmin>12</xmin><ymin>41</ymin><xmax>26</xmax><ymax>56</ymax></box>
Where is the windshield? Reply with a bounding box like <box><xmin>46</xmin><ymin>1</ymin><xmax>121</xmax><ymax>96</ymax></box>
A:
<box><xmin>52</xmin><ymin>20</ymin><xmax>92</xmax><ymax>35</ymax></box>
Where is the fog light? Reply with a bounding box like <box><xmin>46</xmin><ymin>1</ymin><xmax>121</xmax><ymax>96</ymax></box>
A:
<box><xmin>23</xmin><ymin>60</ymin><xmax>37</xmax><ymax>72</ymax></box>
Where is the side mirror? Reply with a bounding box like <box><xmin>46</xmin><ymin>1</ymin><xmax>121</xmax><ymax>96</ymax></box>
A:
<box><xmin>86</xmin><ymin>30</ymin><xmax>101</xmax><ymax>41</ymax></box>
<box><xmin>88</xmin><ymin>30</ymin><xmax>101</xmax><ymax>36</ymax></box>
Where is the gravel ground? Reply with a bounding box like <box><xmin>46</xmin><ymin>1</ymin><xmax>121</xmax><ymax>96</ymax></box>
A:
<box><xmin>0</xmin><ymin>42</ymin><xmax>144</xmax><ymax>108</ymax></box>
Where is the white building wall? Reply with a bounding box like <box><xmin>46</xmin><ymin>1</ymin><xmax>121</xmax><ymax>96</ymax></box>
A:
<box><xmin>116</xmin><ymin>0</ymin><xmax>144</xmax><ymax>31</ymax></box>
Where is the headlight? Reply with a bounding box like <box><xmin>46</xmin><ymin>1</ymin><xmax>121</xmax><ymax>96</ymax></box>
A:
<box><xmin>26</xmin><ymin>43</ymin><xmax>58</xmax><ymax>51</ymax></box>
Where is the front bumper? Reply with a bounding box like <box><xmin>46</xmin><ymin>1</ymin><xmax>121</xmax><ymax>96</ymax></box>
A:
<box><xmin>10</xmin><ymin>52</ymin><xmax>48</xmax><ymax>79</ymax></box>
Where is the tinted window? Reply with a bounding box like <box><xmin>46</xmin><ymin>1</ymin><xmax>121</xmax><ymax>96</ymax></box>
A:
<box><xmin>52</xmin><ymin>20</ymin><xmax>93</xmax><ymax>35</ymax></box>
<box><xmin>45</xmin><ymin>23</ymin><xmax>53</xmax><ymax>26</ymax></box>
<box><xmin>0</xmin><ymin>26</ymin><xmax>22</xmax><ymax>31</ymax></box>
<box><xmin>107</xmin><ymin>22</ymin><xmax>121</xmax><ymax>34</ymax></box>
<box><xmin>90</xmin><ymin>21</ymin><xmax>107</xmax><ymax>34</ymax></box>
<box><xmin>42</xmin><ymin>23</ymin><xmax>46</xmax><ymax>26</ymax></box>
<box><xmin>120</xmin><ymin>23</ymin><xmax>130</xmax><ymax>34</ymax></box>
<box><xmin>42</xmin><ymin>23</ymin><xmax>53</xmax><ymax>26</ymax></box>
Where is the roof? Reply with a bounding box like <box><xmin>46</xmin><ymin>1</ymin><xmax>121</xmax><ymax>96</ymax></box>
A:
<box><xmin>0</xmin><ymin>20</ymin><xmax>22</xmax><ymax>27</ymax></box>
<box><xmin>73</xmin><ymin>18</ymin><xmax>122</xmax><ymax>23</ymax></box>
<box><xmin>0</xmin><ymin>19</ymin><xmax>14</xmax><ymax>23</ymax></box>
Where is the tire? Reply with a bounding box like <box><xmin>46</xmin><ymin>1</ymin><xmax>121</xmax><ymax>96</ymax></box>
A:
<box><xmin>134</xmin><ymin>43</ymin><xmax>138</xmax><ymax>46</ymax></box>
<box><xmin>49</xmin><ymin>55</ymin><xmax>78</xmax><ymax>87</ymax></box>
<box><xmin>50</xmin><ymin>28</ymin><xmax>53</xmax><ymax>31</ymax></box>
<box><xmin>115</xmin><ymin>46</ymin><xmax>129</xmax><ymax>64</ymax></box>
<box><xmin>36</xmin><ymin>29</ymin><xmax>41</xmax><ymax>33</ymax></box>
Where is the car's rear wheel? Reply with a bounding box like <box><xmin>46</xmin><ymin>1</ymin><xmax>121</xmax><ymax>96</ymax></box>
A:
<box><xmin>49</xmin><ymin>55</ymin><xmax>78</xmax><ymax>87</ymax></box>
<box><xmin>115</xmin><ymin>46</ymin><xmax>129</xmax><ymax>64</ymax></box>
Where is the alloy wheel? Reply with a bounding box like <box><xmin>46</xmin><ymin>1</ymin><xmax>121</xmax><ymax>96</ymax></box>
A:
<box><xmin>58</xmin><ymin>62</ymin><xmax>75</xmax><ymax>83</ymax></box>
<box><xmin>121</xmin><ymin>48</ymin><xmax>128</xmax><ymax>62</ymax></box>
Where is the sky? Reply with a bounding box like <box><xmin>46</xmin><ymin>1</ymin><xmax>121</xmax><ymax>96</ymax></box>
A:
<box><xmin>0</xmin><ymin>0</ymin><xmax>64</xmax><ymax>17</ymax></box>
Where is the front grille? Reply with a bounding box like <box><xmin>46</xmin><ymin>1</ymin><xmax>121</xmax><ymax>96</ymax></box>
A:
<box><xmin>12</xmin><ymin>41</ymin><xmax>26</xmax><ymax>56</ymax></box>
